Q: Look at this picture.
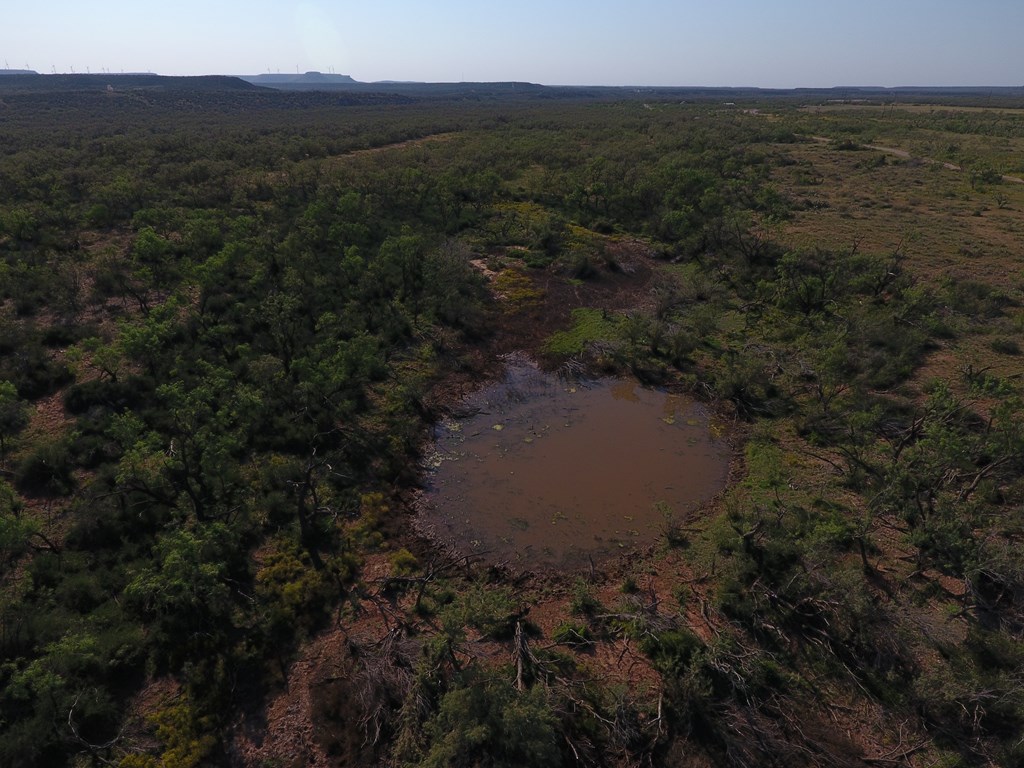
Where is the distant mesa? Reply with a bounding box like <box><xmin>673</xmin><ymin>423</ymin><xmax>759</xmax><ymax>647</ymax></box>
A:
<box><xmin>241</xmin><ymin>71</ymin><xmax>357</xmax><ymax>86</ymax></box>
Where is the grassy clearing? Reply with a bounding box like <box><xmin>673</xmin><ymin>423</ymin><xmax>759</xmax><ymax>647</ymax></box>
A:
<box><xmin>769</xmin><ymin>139</ymin><xmax>1024</xmax><ymax>296</ymax></box>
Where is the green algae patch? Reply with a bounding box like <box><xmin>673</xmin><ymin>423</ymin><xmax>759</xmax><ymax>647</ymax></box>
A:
<box><xmin>542</xmin><ymin>307</ymin><xmax>621</xmax><ymax>356</ymax></box>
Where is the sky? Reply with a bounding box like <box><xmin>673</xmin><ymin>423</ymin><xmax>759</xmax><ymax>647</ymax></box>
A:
<box><xmin>3</xmin><ymin>0</ymin><xmax>1023</xmax><ymax>88</ymax></box>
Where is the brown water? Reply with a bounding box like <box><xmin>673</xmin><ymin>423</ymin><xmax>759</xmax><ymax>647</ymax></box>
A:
<box><xmin>418</xmin><ymin>356</ymin><xmax>731</xmax><ymax>567</ymax></box>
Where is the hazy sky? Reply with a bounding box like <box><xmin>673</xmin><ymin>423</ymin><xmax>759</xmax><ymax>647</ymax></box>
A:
<box><xmin>4</xmin><ymin>0</ymin><xmax>1023</xmax><ymax>87</ymax></box>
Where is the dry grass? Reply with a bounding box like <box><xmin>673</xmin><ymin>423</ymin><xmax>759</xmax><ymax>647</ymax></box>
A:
<box><xmin>773</xmin><ymin>142</ymin><xmax>1024</xmax><ymax>273</ymax></box>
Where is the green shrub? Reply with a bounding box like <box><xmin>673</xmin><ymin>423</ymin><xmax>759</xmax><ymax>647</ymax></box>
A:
<box><xmin>568</xmin><ymin>579</ymin><xmax>601</xmax><ymax>617</ymax></box>
<box><xmin>564</xmin><ymin>250</ymin><xmax>598</xmax><ymax>279</ymax></box>
<box><xmin>444</xmin><ymin>583</ymin><xmax>520</xmax><ymax>640</ymax></box>
<box><xmin>523</xmin><ymin>250</ymin><xmax>555</xmax><ymax>269</ymax></box>
<box><xmin>552</xmin><ymin>621</ymin><xmax>591</xmax><ymax>646</ymax></box>
<box><xmin>943</xmin><ymin>278</ymin><xmax>1013</xmax><ymax>319</ymax></box>
<box><xmin>990</xmin><ymin>337</ymin><xmax>1020</xmax><ymax>355</ymax></box>
<box><xmin>0</xmin><ymin>382</ymin><xmax>30</xmax><ymax>457</ymax></box>
<box><xmin>389</xmin><ymin>547</ymin><xmax>419</xmax><ymax>576</ymax></box>
<box><xmin>639</xmin><ymin>629</ymin><xmax>703</xmax><ymax>675</ymax></box>
<box><xmin>417</xmin><ymin>674</ymin><xmax>561</xmax><ymax>768</ymax></box>
<box><xmin>84</xmin><ymin>203</ymin><xmax>112</xmax><ymax>228</ymax></box>
<box><xmin>15</xmin><ymin>438</ymin><xmax>75</xmax><ymax>495</ymax></box>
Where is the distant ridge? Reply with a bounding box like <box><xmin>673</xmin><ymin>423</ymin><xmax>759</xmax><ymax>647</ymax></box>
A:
<box><xmin>0</xmin><ymin>69</ymin><xmax>38</xmax><ymax>76</ymax></box>
<box><xmin>216</xmin><ymin>79</ymin><xmax>1024</xmax><ymax>106</ymax></box>
<box><xmin>1</xmin><ymin>73</ymin><xmax>1022</xmax><ymax>109</ymax></box>
<box><xmin>0</xmin><ymin>73</ymin><xmax>262</xmax><ymax>93</ymax></box>
<box><xmin>244</xmin><ymin>78</ymin><xmax>554</xmax><ymax>100</ymax></box>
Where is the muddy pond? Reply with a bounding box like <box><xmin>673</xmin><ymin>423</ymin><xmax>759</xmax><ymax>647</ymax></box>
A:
<box><xmin>417</xmin><ymin>356</ymin><xmax>731</xmax><ymax>568</ymax></box>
